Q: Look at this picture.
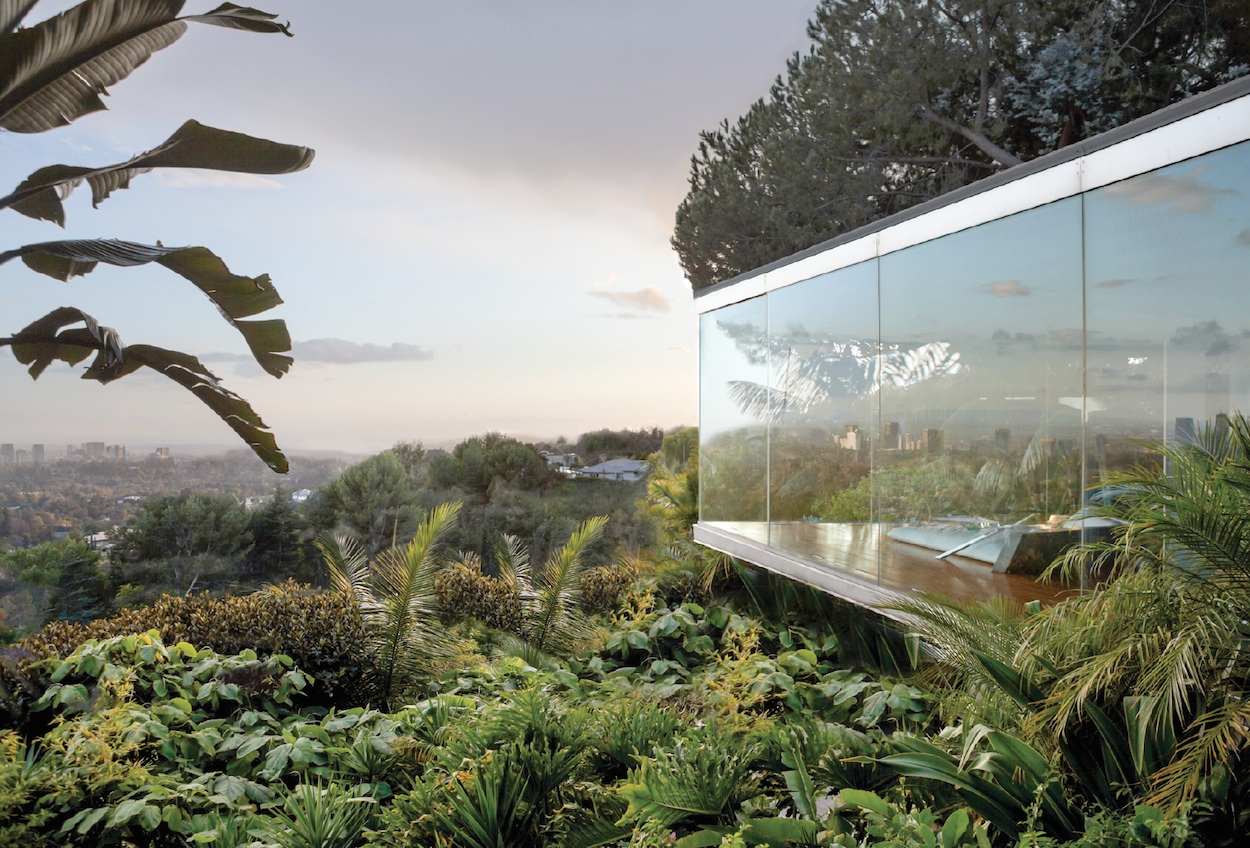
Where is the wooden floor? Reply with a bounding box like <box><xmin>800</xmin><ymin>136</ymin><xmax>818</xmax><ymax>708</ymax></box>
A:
<box><xmin>706</xmin><ymin>521</ymin><xmax>1076</xmax><ymax>607</ymax></box>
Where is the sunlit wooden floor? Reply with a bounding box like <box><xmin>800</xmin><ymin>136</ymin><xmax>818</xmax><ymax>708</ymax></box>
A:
<box><xmin>704</xmin><ymin>521</ymin><xmax>1076</xmax><ymax>607</ymax></box>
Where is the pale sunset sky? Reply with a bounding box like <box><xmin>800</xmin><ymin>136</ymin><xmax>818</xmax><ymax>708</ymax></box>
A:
<box><xmin>0</xmin><ymin>1</ymin><xmax>821</xmax><ymax>457</ymax></box>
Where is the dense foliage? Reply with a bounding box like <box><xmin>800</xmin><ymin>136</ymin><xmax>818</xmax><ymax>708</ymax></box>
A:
<box><xmin>6</xmin><ymin>419</ymin><xmax>1250</xmax><ymax>845</ymax></box>
<box><xmin>1</xmin><ymin>582</ymin><xmax>372</xmax><ymax>730</ymax></box>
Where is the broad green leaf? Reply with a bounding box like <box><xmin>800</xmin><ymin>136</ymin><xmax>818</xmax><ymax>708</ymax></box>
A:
<box><xmin>876</xmin><ymin>752</ymin><xmax>1022</xmax><ymax>839</ymax></box>
<box><xmin>973</xmin><ymin>650</ymin><xmax>1045</xmax><ymax>707</ymax></box>
<box><xmin>1</xmin><ymin>120</ymin><xmax>314</xmax><ymax>225</ymax></box>
<box><xmin>137</xmin><ymin>804</ymin><xmax>162</xmax><ymax>831</ymax></box>
<box><xmin>673</xmin><ymin>828</ymin><xmax>731</xmax><ymax>848</ymax></box>
<box><xmin>837</xmin><ymin>788</ymin><xmax>891</xmax><ymax>817</ymax></box>
<box><xmin>73</xmin><ymin>806</ymin><xmax>109</xmax><ymax>835</ymax></box>
<box><xmin>941</xmin><ymin>809</ymin><xmax>970</xmax><ymax>846</ymax></box>
<box><xmin>109</xmin><ymin>798</ymin><xmax>148</xmax><ymax>825</ymax></box>
<box><xmin>744</xmin><ymin>816</ymin><xmax>822</xmax><ymax>844</ymax></box>
<box><xmin>0</xmin><ymin>0</ymin><xmax>291</xmax><ymax>133</ymax></box>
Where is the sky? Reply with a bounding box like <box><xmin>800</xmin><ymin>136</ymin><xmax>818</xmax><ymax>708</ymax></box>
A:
<box><xmin>0</xmin><ymin>1</ymin><xmax>821</xmax><ymax>457</ymax></box>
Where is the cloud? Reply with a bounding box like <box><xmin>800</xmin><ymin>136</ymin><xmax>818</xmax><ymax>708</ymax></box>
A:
<box><xmin>1095</xmin><ymin>277</ymin><xmax>1135</xmax><ymax>288</ymax></box>
<box><xmin>293</xmin><ymin>339</ymin><xmax>434</xmax><ymax>363</ymax></box>
<box><xmin>990</xmin><ymin>329</ymin><xmax>1037</xmax><ymax>354</ymax></box>
<box><xmin>1104</xmin><ymin>168</ymin><xmax>1235</xmax><ymax>214</ymax></box>
<box><xmin>589</xmin><ymin>284</ymin><xmax>670</xmax><ymax>312</ymax></box>
<box><xmin>1170</xmin><ymin>320</ymin><xmax>1241</xmax><ymax>358</ymax></box>
<box><xmin>982</xmin><ymin>279</ymin><xmax>1030</xmax><ymax>297</ymax></box>
<box><xmin>1236</xmin><ymin>228</ymin><xmax>1250</xmax><ymax>247</ymax></box>
<box><xmin>157</xmin><ymin>172</ymin><xmax>284</xmax><ymax>190</ymax></box>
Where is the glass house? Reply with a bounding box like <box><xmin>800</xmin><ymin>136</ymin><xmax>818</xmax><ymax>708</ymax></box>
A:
<box><xmin>694</xmin><ymin>76</ymin><xmax>1250</xmax><ymax>612</ymax></box>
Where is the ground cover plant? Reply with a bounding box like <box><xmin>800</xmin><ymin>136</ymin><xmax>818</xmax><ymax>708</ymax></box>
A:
<box><xmin>3</xmin><ymin>421</ymin><xmax>1249</xmax><ymax>845</ymax></box>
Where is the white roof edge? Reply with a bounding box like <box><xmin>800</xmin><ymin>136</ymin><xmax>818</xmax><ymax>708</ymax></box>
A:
<box><xmin>696</xmin><ymin>83</ymin><xmax>1250</xmax><ymax>315</ymax></box>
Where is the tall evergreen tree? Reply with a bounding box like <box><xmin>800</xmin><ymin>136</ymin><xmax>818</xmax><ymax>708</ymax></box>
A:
<box><xmin>674</xmin><ymin>0</ymin><xmax>1250</xmax><ymax>290</ymax></box>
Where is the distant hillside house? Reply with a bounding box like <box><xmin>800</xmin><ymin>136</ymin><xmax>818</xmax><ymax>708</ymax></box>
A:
<box><xmin>576</xmin><ymin>458</ymin><xmax>650</xmax><ymax>482</ymax></box>
<box><xmin>541</xmin><ymin>451</ymin><xmax>578</xmax><ymax>468</ymax></box>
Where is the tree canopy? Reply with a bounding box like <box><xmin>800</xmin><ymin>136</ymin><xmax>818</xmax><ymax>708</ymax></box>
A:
<box><xmin>673</xmin><ymin>0</ymin><xmax>1250</xmax><ymax>291</ymax></box>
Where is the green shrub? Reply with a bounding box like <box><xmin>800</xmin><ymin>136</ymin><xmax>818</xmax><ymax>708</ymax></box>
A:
<box><xmin>578</xmin><ymin>559</ymin><xmax>639</xmax><ymax>614</ymax></box>
<box><xmin>1</xmin><ymin>581</ymin><xmax>374</xmax><ymax>730</ymax></box>
<box><xmin>433</xmin><ymin>558</ymin><xmax>523</xmax><ymax>633</ymax></box>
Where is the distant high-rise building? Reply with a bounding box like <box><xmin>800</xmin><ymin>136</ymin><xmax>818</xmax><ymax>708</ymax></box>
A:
<box><xmin>922</xmin><ymin>429</ymin><xmax>943</xmax><ymax>453</ymax></box>
<box><xmin>882</xmin><ymin>421</ymin><xmax>901</xmax><ymax>450</ymax></box>
<box><xmin>1175</xmin><ymin>417</ymin><xmax>1197</xmax><ymax>444</ymax></box>
<box><xmin>14</xmin><ymin>449</ymin><xmax>27</xmax><ymax>465</ymax></box>
<box><xmin>1216</xmin><ymin>413</ymin><xmax>1231</xmax><ymax>442</ymax></box>
<box><xmin>105</xmin><ymin>444</ymin><xmax>126</xmax><ymax>460</ymax></box>
<box><xmin>994</xmin><ymin>428</ymin><xmax>1012</xmax><ymax>452</ymax></box>
<box><xmin>83</xmin><ymin>441</ymin><xmax>105</xmax><ymax>459</ymax></box>
<box><xmin>840</xmin><ymin>424</ymin><xmax>860</xmax><ymax>451</ymax></box>
<box><xmin>32</xmin><ymin>444</ymin><xmax>44</xmax><ymax>464</ymax></box>
<box><xmin>0</xmin><ymin>444</ymin><xmax>12</xmax><ymax>464</ymax></box>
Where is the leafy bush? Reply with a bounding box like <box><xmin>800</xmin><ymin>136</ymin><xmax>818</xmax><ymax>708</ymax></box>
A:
<box><xmin>1</xmin><ymin>581</ymin><xmax>374</xmax><ymax>730</ymax></box>
<box><xmin>577</xmin><ymin>558</ymin><xmax>639</xmax><ymax>614</ymax></box>
<box><xmin>433</xmin><ymin>556</ymin><xmax>522</xmax><ymax>632</ymax></box>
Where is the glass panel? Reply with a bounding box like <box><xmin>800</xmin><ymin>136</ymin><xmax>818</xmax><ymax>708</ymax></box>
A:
<box><xmin>767</xmin><ymin>261</ymin><xmax>881</xmax><ymax>581</ymax></box>
<box><xmin>878</xmin><ymin>199</ymin><xmax>1084</xmax><ymax>582</ymax></box>
<box><xmin>699</xmin><ymin>296</ymin><xmax>769</xmax><ymax>540</ymax></box>
<box><xmin>1085</xmin><ymin>141</ymin><xmax>1250</xmax><ymax>489</ymax></box>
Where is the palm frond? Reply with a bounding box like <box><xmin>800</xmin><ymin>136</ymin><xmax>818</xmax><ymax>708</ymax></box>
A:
<box><xmin>495</xmin><ymin>533</ymin><xmax>530</xmax><ymax>593</ymax></box>
<box><xmin>1147</xmin><ymin>696</ymin><xmax>1250</xmax><ymax>811</ymax></box>
<box><xmin>315</xmin><ymin>532</ymin><xmax>370</xmax><ymax>602</ymax></box>
<box><xmin>888</xmin><ymin>592</ymin><xmax>1036</xmax><ymax>730</ymax></box>
<box><xmin>368</xmin><ymin>502</ymin><xmax>460</xmax><ymax>706</ymax></box>
<box><xmin>524</xmin><ymin>515</ymin><xmax>607</xmax><ymax>656</ymax></box>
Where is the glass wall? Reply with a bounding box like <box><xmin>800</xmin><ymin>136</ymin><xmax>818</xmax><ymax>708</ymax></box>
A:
<box><xmin>699</xmin><ymin>296</ymin><xmax>769</xmax><ymax>534</ymax></box>
<box><xmin>697</xmin><ymin>136</ymin><xmax>1250</xmax><ymax>594</ymax></box>
<box><xmin>767</xmin><ymin>262</ymin><xmax>880</xmax><ymax>577</ymax></box>
<box><xmin>878</xmin><ymin>198</ymin><xmax>1084</xmax><ymax>528</ymax></box>
<box><xmin>1084</xmin><ymin>141</ymin><xmax>1250</xmax><ymax>489</ymax></box>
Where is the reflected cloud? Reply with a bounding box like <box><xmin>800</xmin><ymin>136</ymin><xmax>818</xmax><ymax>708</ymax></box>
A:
<box><xmin>991</xmin><ymin>329</ymin><xmax>1038</xmax><ymax>354</ymax></box>
<box><xmin>1103</xmin><ymin>168</ymin><xmax>1234</xmax><ymax>214</ymax></box>
<box><xmin>983</xmin><ymin>279</ymin><xmax>1031</xmax><ymax>297</ymax></box>
<box><xmin>1168</xmin><ymin>371</ymin><xmax>1236</xmax><ymax>394</ymax></box>
<box><xmin>1236</xmin><ymin>228</ymin><xmax>1250</xmax><ymax>247</ymax></box>
<box><xmin>1170</xmin><ymin>320</ymin><xmax>1242</xmax><ymax>358</ymax></box>
<box><xmin>1095</xmin><ymin>277</ymin><xmax>1135</xmax><ymax>288</ymax></box>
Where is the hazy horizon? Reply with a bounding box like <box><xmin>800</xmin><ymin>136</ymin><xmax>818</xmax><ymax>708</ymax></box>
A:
<box><xmin>1</xmin><ymin>2</ymin><xmax>822</xmax><ymax>456</ymax></box>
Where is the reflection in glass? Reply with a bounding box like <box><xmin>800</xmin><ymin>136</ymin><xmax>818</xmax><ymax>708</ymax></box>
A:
<box><xmin>765</xmin><ymin>262</ymin><xmax>880</xmax><ymax>577</ymax></box>
<box><xmin>878</xmin><ymin>198</ymin><xmax>1084</xmax><ymax>529</ymax></box>
<box><xmin>699</xmin><ymin>297</ymin><xmax>769</xmax><ymax>529</ymax></box>
<box><xmin>696</xmin><ymin>137</ymin><xmax>1250</xmax><ymax>603</ymax></box>
<box><xmin>1085</xmin><ymin>140</ymin><xmax>1250</xmax><ymax>488</ymax></box>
